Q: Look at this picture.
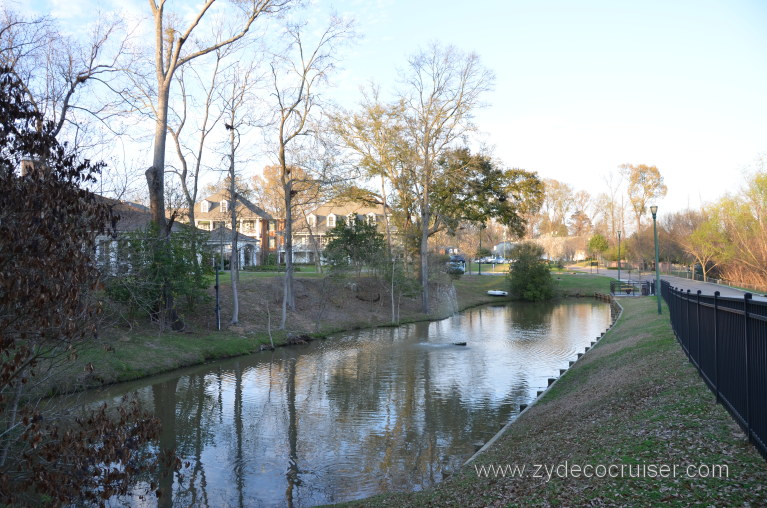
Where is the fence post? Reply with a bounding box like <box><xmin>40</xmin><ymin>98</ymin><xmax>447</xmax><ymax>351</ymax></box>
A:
<box><xmin>686</xmin><ymin>289</ymin><xmax>692</xmax><ymax>358</ymax></box>
<box><xmin>696</xmin><ymin>290</ymin><xmax>701</xmax><ymax>369</ymax></box>
<box><xmin>744</xmin><ymin>293</ymin><xmax>752</xmax><ymax>442</ymax></box>
<box><xmin>714</xmin><ymin>291</ymin><xmax>720</xmax><ymax>403</ymax></box>
<box><xmin>670</xmin><ymin>286</ymin><xmax>677</xmax><ymax>338</ymax></box>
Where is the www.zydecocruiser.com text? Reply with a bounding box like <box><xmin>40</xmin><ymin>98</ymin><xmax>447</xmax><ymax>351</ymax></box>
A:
<box><xmin>474</xmin><ymin>462</ymin><xmax>729</xmax><ymax>482</ymax></box>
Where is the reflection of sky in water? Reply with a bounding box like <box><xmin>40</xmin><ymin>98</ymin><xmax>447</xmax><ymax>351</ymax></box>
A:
<box><xmin>88</xmin><ymin>300</ymin><xmax>611</xmax><ymax>507</ymax></box>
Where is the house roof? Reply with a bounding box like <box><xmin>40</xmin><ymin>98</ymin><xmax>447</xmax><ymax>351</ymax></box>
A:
<box><xmin>308</xmin><ymin>200</ymin><xmax>385</xmax><ymax>218</ymax></box>
<box><xmin>194</xmin><ymin>191</ymin><xmax>272</xmax><ymax>221</ymax></box>
<box><xmin>96</xmin><ymin>196</ymin><xmax>197</xmax><ymax>234</ymax></box>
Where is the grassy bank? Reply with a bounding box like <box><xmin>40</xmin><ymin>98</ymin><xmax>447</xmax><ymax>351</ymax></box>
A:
<box><xmin>341</xmin><ymin>297</ymin><xmax>767</xmax><ymax>506</ymax></box>
<box><xmin>54</xmin><ymin>272</ymin><xmax>610</xmax><ymax>395</ymax></box>
<box><xmin>552</xmin><ymin>270</ymin><xmax>613</xmax><ymax>296</ymax></box>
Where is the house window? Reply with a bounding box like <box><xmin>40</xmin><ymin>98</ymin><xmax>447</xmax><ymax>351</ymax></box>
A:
<box><xmin>307</xmin><ymin>214</ymin><xmax>316</xmax><ymax>227</ymax></box>
<box><xmin>347</xmin><ymin>213</ymin><xmax>356</xmax><ymax>226</ymax></box>
<box><xmin>201</xmin><ymin>200</ymin><xmax>210</xmax><ymax>213</ymax></box>
<box><xmin>367</xmin><ymin>213</ymin><xmax>377</xmax><ymax>226</ymax></box>
<box><xmin>220</xmin><ymin>200</ymin><xmax>228</xmax><ymax>213</ymax></box>
<box><xmin>327</xmin><ymin>214</ymin><xmax>336</xmax><ymax>227</ymax></box>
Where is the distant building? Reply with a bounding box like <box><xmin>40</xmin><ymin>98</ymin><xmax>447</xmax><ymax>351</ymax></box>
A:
<box><xmin>187</xmin><ymin>191</ymin><xmax>277</xmax><ymax>265</ymax></box>
<box><xmin>290</xmin><ymin>200</ymin><xmax>390</xmax><ymax>264</ymax></box>
<box><xmin>94</xmin><ymin>199</ymin><xmax>194</xmax><ymax>274</ymax></box>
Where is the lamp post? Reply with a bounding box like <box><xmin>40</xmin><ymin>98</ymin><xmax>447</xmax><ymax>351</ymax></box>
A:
<box><xmin>617</xmin><ymin>230</ymin><xmax>622</xmax><ymax>283</ymax></box>
<box><xmin>650</xmin><ymin>205</ymin><xmax>661</xmax><ymax>315</ymax></box>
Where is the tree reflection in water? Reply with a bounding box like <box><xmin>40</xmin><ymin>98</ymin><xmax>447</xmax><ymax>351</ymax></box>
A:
<box><xmin>93</xmin><ymin>300</ymin><xmax>609</xmax><ymax>507</ymax></box>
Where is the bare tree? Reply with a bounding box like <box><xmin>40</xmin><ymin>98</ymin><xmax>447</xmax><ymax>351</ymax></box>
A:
<box><xmin>0</xmin><ymin>7</ymin><xmax>132</xmax><ymax>146</ymax></box>
<box><xmin>540</xmin><ymin>178</ymin><xmax>575</xmax><ymax>235</ymax></box>
<box><xmin>667</xmin><ymin>208</ymin><xmax>731</xmax><ymax>282</ymax></box>
<box><xmin>144</xmin><ymin>0</ymin><xmax>290</xmax><ymax>231</ymax></box>
<box><xmin>266</xmin><ymin>15</ymin><xmax>355</xmax><ymax>329</ymax></box>
<box><xmin>603</xmin><ymin>170</ymin><xmax>627</xmax><ymax>239</ymax></box>
<box><xmin>331</xmin><ymin>85</ymin><xmax>406</xmax><ymax>253</ymax></box>
<box><xmin>330</xmin><ymin>86</ymin><xmax>408</xmax><ymax>322</ymax></box>
<box><xmin>400</xmin><ymin>43</ymin><xmax>494</xmax><ymax>313</ymax></box>
<box><xmin>139</xmin><ymin>0</ymin><xmax>291</xmax><ymax>327</ymax></box>
<box><xmin>167</xmin><ymin>47</ymin><xmax>233</xmax><ymax>232</ymax></box>
<box><xmin>220</xmin><ymin>60</ymin><xmax>261</xmax><ymax>325</ymax></box>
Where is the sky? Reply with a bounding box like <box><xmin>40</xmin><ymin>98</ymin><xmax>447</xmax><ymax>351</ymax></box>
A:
<box><xmin>18</xmin><ymin>0</ymin><xmax>767</xmax><ymax>214</ymax></box>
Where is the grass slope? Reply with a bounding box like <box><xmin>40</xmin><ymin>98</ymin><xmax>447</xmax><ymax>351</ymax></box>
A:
<box><xmin>340</xmin><ymin>297</ymin><xmax>767</xmax><ymax>507</ymax></box>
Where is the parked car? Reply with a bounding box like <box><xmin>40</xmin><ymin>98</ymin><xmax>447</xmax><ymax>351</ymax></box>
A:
<box><xmin>447</xmin><ymin>255</ymin><xmax>466</xmax><ymax>274</ymax></box>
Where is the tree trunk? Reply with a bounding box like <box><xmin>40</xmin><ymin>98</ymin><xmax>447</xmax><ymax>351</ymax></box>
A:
<box><xmin>148</xmin><ymin>83</ymin><xmax>183</xmax><ymax>330</ymax></box>
<box><xmin>380</xmin><ymin>174</ymin><xmax>396</xmax><ymax>323</ymax></box>
<box><xmin>280</xmin><ymin>181</ymin><xmax>295</xmax><ymax>329</ymax></box>
<box><xmin>420</xmin><ymin>208</ymin><xmax>430</xmax><ymax>314</ymax></box>
<box><xmin>229</xmin><ymin>132</ymin><xmax>239</xmax><ymax>325</ymax></box>
<box><xmin>148</xmin><ymin>84</ymin><xmax>170</xmax><ymax>232</ymax></box>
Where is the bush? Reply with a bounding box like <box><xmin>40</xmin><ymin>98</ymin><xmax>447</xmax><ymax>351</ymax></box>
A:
<box><xmin>103</xmin><ymin>225</ymin><xmax>212</xmax><ymax>320</ymax></box>
<box><xmin>508</xmin><ymin>242</ymin><xmax>554</xmax><ymax>301</ymax></box>
<box><xmin>325</xmin><ymin>219</ymin><xmax>385</xmax><ymax>276</ymax></box>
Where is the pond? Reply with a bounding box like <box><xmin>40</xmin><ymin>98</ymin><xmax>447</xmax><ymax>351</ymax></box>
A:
<box><xmin>89</xmin><ymin>299</ymin><xmax>612</xmax><ymax>507</ymax></box>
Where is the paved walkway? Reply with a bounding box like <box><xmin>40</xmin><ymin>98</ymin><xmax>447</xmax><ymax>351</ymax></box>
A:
<box><xmin>566</xmin><ymin>266</ymin><xmax>767</xmax><ymax>302</ymax></box>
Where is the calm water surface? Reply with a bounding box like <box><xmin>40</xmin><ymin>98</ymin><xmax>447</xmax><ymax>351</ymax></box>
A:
<box><xmin>92</xmin><ymin>300</ymin><xmax>611</xmax><ymax>507</ymax></box>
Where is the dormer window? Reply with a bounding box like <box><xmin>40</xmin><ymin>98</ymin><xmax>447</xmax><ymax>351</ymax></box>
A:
<box><xmin>327</xmin><ymin>214</ymin><xmax>336</xmax><ymax>227</ymax></box>
<box><xmin>347</xmin><ymin>213</ymin><xmax>356</xmax><ymax>226</ymax></box>
<box><xmin>220</xmin><ymin>200</ymin><xmax>228</xmax><ymax>213</ymax></box>
<box><xmin>307</xmin><ymin>214</ymin><xmax>316</xmax><ymax>227</ymax></box>
<box><xmin>201</xmin><ymin>200</ymin><xmax>210</xmax><ymax>213</ymax></box>
<box><xmin>367</xmin><ymin>213</ymin><xmax>377</xmax><ymax>226</ymax></box>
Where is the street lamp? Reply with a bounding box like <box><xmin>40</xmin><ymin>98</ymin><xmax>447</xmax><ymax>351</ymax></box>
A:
<box><xmin>650</xmin><ymin>205</ymin><xmax>661</xmax><ymax>315</ymax></box>
<box><xmin>617</xmin><ymin>230</ymin><xmax>622</xmax><ymax>283</ymax></box>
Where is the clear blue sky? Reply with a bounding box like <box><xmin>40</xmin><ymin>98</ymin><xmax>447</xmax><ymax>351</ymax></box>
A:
<box><xmin>21</xmin><ymin>0</ymin><xmax>767</xmax><ymax>213</ymax></box>
<box><xmin>330</xmin><ymin>0</ymin><xmax>767</xmax><ymax>212</ymax></box>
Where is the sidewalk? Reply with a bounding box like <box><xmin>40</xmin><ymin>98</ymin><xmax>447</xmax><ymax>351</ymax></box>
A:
<box><xmin>566</xmin><ymin>266</ymin><xmax>767</xmax><ymax>302</ymax></box>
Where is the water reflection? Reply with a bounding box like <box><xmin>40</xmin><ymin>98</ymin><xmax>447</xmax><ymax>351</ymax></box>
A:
<box><xmin>90</xmin><ymin>300</ymin><xmax>610</xmax><ymax>507</ymax></box>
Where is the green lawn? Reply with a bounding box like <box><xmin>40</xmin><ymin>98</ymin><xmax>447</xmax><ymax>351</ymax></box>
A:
<box><xmin>48</xmin><ymin>327</ymin><xmax>283</xmax><ymax>396</ymax></box>
<box><xmin>552</xmin><ymin>271</ymin><xmax>614</xmax><ymax>296</ymax></box>
<box><xmin>211</xmin><ymin>266</ymin><xmax>325</xmax><ymax>284</ymax></box>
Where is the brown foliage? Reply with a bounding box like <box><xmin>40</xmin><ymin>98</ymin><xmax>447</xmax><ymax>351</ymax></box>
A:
<box><xmin>0</xmin><ymin>69</ymin><xmax>160</xmax><ymax>505</ymax></box>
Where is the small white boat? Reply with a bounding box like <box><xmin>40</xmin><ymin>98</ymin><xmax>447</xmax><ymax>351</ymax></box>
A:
<box><xmin>487</xmin><ymin>290</ymin><xmax>508</xmax><ymax>296</ymax></box>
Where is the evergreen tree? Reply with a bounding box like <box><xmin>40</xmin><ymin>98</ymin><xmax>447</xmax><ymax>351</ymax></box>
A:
<box><xmin>508</xmin><ymin>242</ymin><xmax>554</xmax><ymax>301</ymax></box>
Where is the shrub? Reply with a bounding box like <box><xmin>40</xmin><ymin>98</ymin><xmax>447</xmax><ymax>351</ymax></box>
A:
<box><xmin>508</xmin><ymin>242</ymin><xmax>554</xmax><ymax>301</ymax></box>
<box><xmin>103</xmin><ymin>225</ymin><xmax>212</xmax><ymax>320</ymax></box>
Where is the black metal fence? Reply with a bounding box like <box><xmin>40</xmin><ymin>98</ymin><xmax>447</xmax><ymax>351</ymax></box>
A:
<box><xmin>661</xmin><ymin>280</ymin><xmax>767</xmax><ymax>459</ymax></box>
